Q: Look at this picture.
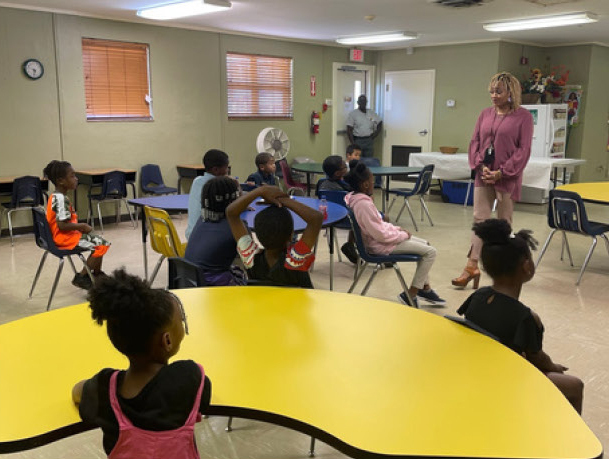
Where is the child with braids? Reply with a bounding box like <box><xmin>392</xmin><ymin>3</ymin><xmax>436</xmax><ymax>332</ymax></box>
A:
<box><xmin>458</xmin><ymin>219</ymin><xmax>584</xmax><ymax>413</ymax></box>
<box><xmin>185</xmin><ymin>176</ymin><xmax>245</xmax><ymax>285</ymax></box>
<box><xmin>43</xmin><ymin>160</ymin><xmax>111</xmax><ymax>290</ymax></box>
<box><xmin>72</xmin><ymin>269</ymin><xmax>211</xmax><ymax>458</ymax></box>
<box><xmin>344</xmin><ymin>162</ymin><xmax>444</xmax><ymax>307</ymax></box>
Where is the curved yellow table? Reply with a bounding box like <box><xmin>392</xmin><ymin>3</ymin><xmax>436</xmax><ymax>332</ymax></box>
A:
<box><xmin>556</xmin><ymin>182</ymin><xmax>609</xmax><ymax>205</ymax></box>
<box><xmin>0</xmin><ymin>288</ymin><xmax>602</xmax><ymax>458</ymax></box>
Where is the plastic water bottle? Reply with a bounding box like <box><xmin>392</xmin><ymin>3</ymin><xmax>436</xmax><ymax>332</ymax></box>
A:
<box><xmin>319</xmin><ymin>196</ymin><xmax>328</xmax><ymax>221</ymax></box>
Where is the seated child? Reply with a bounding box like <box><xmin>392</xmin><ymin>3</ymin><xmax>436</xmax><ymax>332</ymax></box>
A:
<box><xmin>458</xmin><ymin>219</ymin><xmax>584</xmax><ymax>414</ymax></box>
<box><xmin>319</xmin><ymin>155</ymin><xmax>351</xmax><ymax>192</ymax></box>
<box><xmin>43</xmin><ymin>160</ymin><xmax>110</xmax><ymax>290</ymax></box>
<box><xmin>344</xmin><ymin>162</ymin><xmax>444</xmax><ymax>307</ymax></box>
<box><xmin>345</xmin><ymin>144</ymin><xmax>362</xmax><ymax>168</ymax></box>
<box><xmin>72</xmin><ymin>269</ymin><xmax>211</xmax><ymax>458</ymax></box>
<box><xmin>185</xmin><ymin>176</ymin><xmax>245</xmax><ymax>286</ymax></box>
<box><xmin>186</xmin><ymin>149</ymin><xmax>230</xmax><ymax>240</ymax></box>
<box><xmin>226</xmin><ymin>186</ymin><xmax>322</xmax><ymax>288</ymax></box>
<box><xmin>247</xmin><ymin>152</ymin><xmax>277</xmax><ymax>187</ymax></box>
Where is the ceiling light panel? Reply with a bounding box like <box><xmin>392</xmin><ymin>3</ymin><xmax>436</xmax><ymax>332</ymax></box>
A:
<box><xmin>336</xmin><ymin>33</ymin><xmax>418</xmax><ymax>45</ymax></box>
<box><xmin>483</xmin><ymin>12</ymin><xmax>597</xmax><ymax>32</ymax></box>
<box><xmin>137</xmin><ymin>0</ymin><xmax>231</xmax><ymax>20</ymax></box>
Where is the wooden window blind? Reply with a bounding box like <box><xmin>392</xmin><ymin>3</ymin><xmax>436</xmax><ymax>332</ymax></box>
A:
<box><xmin>227</xmin><ymin>53</ymin><xmax>293</xmax><ymax>120</ymax></box>
<box><xmin>82</xmin><ymin>38</ymin><xmax>152</xmax><ymax>120</ymax></box>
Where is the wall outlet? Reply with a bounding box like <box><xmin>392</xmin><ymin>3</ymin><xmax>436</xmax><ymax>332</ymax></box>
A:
<box><xmin>446</xmin><ymin>99</ymin><xmax>456</xmax><ymax>108</ymax></box>
<box><xmin>325</xmin><ymin>99</ymin><xmax>332</xmax><ymax>106</ymax></box>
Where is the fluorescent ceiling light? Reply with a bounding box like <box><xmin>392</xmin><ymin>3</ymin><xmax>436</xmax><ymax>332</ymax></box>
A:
<box><xmin>483</xmin><ymin>12</ymin><xmax>597</xmax><ymax>32</ymax></box>
<box><xmin>336</xmin><ymin>33</ymin><xmax>418</xmax><ymax>45</ymax></box>
<box><xmin>137</xmin><ymin>0</ymin><xmax>231</xmax><ymax>20</ymax></box>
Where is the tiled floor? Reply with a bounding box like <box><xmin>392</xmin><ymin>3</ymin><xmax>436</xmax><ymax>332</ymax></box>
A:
<box><xmin>1</xmin><ymin>191</ymin><xmax>607</xmax><ymax>457</ymax></box>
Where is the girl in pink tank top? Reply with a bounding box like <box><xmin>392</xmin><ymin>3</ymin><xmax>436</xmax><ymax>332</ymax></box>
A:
<box><xmin>72</xmin><ymin>269</ymin><xmax>209</xmax><ymax>458</ymax></box>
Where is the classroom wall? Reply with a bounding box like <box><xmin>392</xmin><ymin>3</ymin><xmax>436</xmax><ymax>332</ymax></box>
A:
<box><xmin>378</xmin><ymin>42</ymin><xmax>501</xmax><ymax>154</ymax></box>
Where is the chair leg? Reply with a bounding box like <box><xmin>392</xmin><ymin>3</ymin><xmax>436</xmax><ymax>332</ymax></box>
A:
<box><xmin>464</xmin><ymin>180</ymin><xmax>472</xmax><ymax>207</ymax></box>
<box><xmin>123</xmin><ymin>198</ymin><xmax>137</xmax><ymax>229</ymax></box>
<box><xmin>561</xmin><ymin>232</ymin><xmax>574</xmax><ymax>267</ymax></box>
<box><xmin>388</xmin><ymin>196</ymin><xmax>397</xmax><ymax>213</ymax></box>
<box><xmin>47</xmin><ymin>258</ymin><xmax>65</xmax><ymax>311</ymax></box>
<box><xmin>360</xmin><ymin>264</ymin><xmax>381</xmax><ymax>296</ymax></box>
<box><xmin>348</xmin><ymin>261</ymin><xmax>367</xmax><ymax>293</ymax></box>
<box><xmin>535</xmin><ymin>229</ymin><xmax>557</xmax><ymax>268</ymax></box>
<box><xmin>309</xmin><ymin>437</ymin><xmax>316</xmax><ymax>457</ymax></box>
<box><xmin>67</xmin><ymin>255</ymin><xmax>78</xmax><ymax>274</ymax></box>
<box><xmin>395</xmin><ymin>200</ymin><xmax>407</xmax><ymax>223</ymax></box>
<box><xmin>29</xmin><ymin>251</ymin><xmax>49</xmax><ymax>298</ymax></box>
<box><xmin>392</xmin><ymin>264</ymin><xmax>410</xmax><ymax>294</ymax></box>
<box><xmin>420</xmin><ymin>196</ymin><xmax>434</xmax><ymax>226</ymax></box>
<box><xmin>334</xmin><ymin>229</ymin><xmax>342</xmax><ymax>263</ymax></box>
<box><xmin>77</xmin><ymin>253</ymin><xmax>95</xmax><ymax>282</ymax></box>
<box><xmin>225</xmin><ymin>416</ymin><xmax>233</xmax><ymax>432</ymax></box>
<box><xmin>97</xmin><ymin>202</ymin><xmax>105</xmax><ymax>234</ymax></box>
<box><xmin>602</xmin><ymin>234</ymin><xmax>609</xmax><ymax>256</ymax></box>
<box><xmin>149</xmin><ymin>255</ymin><xmax>166</xmax><ymax>285</ymax></box>
<box><xmin>577</xmin><ymin>237</ymin><xmax>597</xmax><ymax>286</ymax></box>
<box><xmin>403</xmin><ymin>198</ymin><xmax>418</xmax><ymax>231</ymax></box>
<box><xmin>7</xmin><ymin>209</ymin><xmax>15</xmax><ymax>246</ymax></box>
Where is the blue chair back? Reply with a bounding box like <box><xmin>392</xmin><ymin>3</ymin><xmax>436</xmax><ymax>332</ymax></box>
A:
<box><xmin>320</xmin><ymin>190</ymin><xmax>350</xmax><ymax>229</ymax></box>
<box><xmin>548</xmin><ymin>189</ymin><xmax>591</xmax><ymax>235</ymax></box>
<box><xmin>10</xmin><ymin>176</ymin><xmax>43</xmax><ymax>208</ymax></box>
<box><xmin>411</xmin><ymin>164</ymin><xmax>435</xmax><ymax>196</ymax></box>
<box><xmin>168</xmin><ymin>257</ymin><xmax>207</xmax><ymax>289</ymax></box>
<box><xmin>140</xmin><ymin>164</ymin><xmax>165</xmax><ymax>192</ymax></box>
<box><xmin>101</xmin><ymin>171</ymin><xmax>128</xmax><ymax>198</ymax></box>
<box><xmin>315</xmin><ymin>178</ymin><xmax>327</xmax><ymax>197</ymax></box>
<box><xmin>360</xmin><ymin>157</ymin><xmax>382</xmax><ymax>187</ymax></box>
<box><xmin>31</xmin><ymin>207</ymin><xmax>79</xmax><ymax>258</ymax></box>
<box><xmin>346</xmin><ymin>208</ymin><xmax>376</xmax><ymax>263</ymax></box>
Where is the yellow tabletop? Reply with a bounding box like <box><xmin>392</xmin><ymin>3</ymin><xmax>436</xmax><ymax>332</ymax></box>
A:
<box><xmin>0</xmin><ymin>288</ymin><xmax>602</xmax><ymax>458</ymax></box>
<box><xmin>556</xmin><ymin>182</ymin><xmax>609</xmax><ymax>205</ymax></box>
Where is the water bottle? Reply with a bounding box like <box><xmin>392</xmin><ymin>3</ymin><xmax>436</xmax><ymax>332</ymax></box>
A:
<box><xmin>319</xmin><ymin>196</ymin><xmax>328</xmax><ymax>221</ymax></box>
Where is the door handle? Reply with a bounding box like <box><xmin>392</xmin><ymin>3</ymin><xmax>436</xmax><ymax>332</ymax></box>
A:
<box><xmin>418</xmin><ymin>129</ymin><xmax>428</xmax><ymax>136</ymax></box>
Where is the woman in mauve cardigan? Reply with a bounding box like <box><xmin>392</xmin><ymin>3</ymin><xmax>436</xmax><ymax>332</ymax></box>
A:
<box><xmin>452</xmin><ymin>72</ymin><xmax>534</xmax><ymax>289</ymax></box>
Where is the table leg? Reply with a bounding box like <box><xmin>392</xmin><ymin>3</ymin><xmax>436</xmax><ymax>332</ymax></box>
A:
<box><xmin>307</xmin><ymin>172</ymin><xmax>312</xmax><ymax>197</ymax></box>
<box><xmin>177</xmin><ymin>177</ymin><xmax>183</xmax><ymax>194</ymax></box>
<box><xmin>139</xmin><ymin>209</ymin><xmax>149</xmax><ymax>280</ymax></box>
<box><xmin>329</xmin><ymin>227</ymin><xmax>334</xmax><ymax>291</ymax></box>
<box><xmin>562</xmin><ymin>167</ymin><xmax>567</xmax><ymax>185</ymax></box>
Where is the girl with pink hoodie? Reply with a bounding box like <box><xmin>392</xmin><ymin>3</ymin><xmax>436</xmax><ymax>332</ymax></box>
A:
<box><xmin>344</xmin><ymin>163</ymin><xmax>444</xmax><ymax>307</ymax></box>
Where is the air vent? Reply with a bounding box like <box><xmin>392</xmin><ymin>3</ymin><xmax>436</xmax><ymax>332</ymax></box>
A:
<box><xmin>523</xmin><ymin>0</ymin><xmax>581</xmax><ymax>5</ymax></box>
<box><xmin>429</xmin><ymin>0</ymin><xmax>490</xmax><ymax>7</ymax></box>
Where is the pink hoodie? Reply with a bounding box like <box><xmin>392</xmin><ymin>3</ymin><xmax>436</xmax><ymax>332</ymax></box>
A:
<box><xmin>344</xmin><ymin>192</ymin><xmax>410</xmax><ymax>255</ymax></box>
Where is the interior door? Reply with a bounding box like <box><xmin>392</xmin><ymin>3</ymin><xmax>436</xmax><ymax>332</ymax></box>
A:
<box><xmin>383</xmin><ymin>70</ymin><xmax>435</xmax><ymax>179</ymax></box>
<box><xmin>333</xmin><ymin>65</ymin><xmax>371</xmax><ymax>156</ymax></box>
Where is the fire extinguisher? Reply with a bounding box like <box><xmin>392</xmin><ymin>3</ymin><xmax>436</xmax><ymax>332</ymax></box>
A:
<box><xmin>311</xmin><ymin>111</ymin><xmax>320</xmax><ymax>134</ymax></box>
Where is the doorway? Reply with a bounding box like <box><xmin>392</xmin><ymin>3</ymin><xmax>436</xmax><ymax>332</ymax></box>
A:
<box><xmin>383</xmin><ymin>70</ymin><xmax>435</xmax><ymax>177</ymax></box>
<box><xmin>332</xmin><ymin>63</ymin><xmax>375</xmax><ymax>156</ymax></box>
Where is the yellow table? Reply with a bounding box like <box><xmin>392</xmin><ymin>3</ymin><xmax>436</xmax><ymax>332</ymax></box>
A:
<box><xmin>0</xmin><ymin>288</ymin><xmax>602</xmax><ymax>458</ymax></box>
<box><xmin>556</xmin><ymin>182</ymin><xmax>609</xmax><ymax>205</ymax></box>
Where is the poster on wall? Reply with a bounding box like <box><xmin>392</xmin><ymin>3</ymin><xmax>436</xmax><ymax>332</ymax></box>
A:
<box><xmin>563</xmin><ymin>85</ymin><xmax>583</xmax><ymax>126</ymax></box>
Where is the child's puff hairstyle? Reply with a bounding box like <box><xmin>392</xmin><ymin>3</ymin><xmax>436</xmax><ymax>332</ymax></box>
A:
<box><xmin>344</xmin><ymin>162</ymin><xmax>371</xmax><ymax>192</ymax></box>
<box><xmin>87</xmin><ymin>268</ymin><xmax>176</xmax><ymax>355</ymax></box>
<box><xmin>474</xmin><ymin>219</ymin><xmax>538</xmax><ymax>278</ymax></box>
<box><xmin>201</xmin><ymin>176</ymin><xmax>239</xmax><ymax>222</ymax></box>
<box><xmin>43</xmin><ymin>160</ymin><xmax>72</xmax><ymax>186</ymax></box>
<box><xmin>346</xmin><ymin>144</ymin><xmax>361</xmax><ymax>156</ymax></box>
<box><xmin>202</xmin><ymin>149</ymin><xmax>229</xmax><ymax>170</ymax></box>
<box><xmin>322</xmin><ymin>155</ymin><xmax>344</xmax><ymax>179</ymax></box>
<box><xmin>254</xmin><ymin>206</ymin><xmax>293</xmax><ymax>250</ymax></box>
<box><xmin>255</xmin><ymin>152</ymin><xmax>274</xmax><ymax>169</ymax></box>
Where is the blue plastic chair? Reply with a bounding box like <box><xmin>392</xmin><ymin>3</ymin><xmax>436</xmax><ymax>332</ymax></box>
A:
<box><xmin>387</xmin><ymin>164</ymin><xmax>435</xmax><ymax>231</ymax></box>
<box><xmin>29</xmin><ymin>207</ymin><xmax>95</xmax><ymax>311</ymax></box>
<box><xmin>88</xmin><ymin>171</ymin><xmax>136</xmax><ymax>233</ymax></box>
<box><xmin>140</xmin><ymin>164</ymin><xmax>178</xmax><ymax>196</ymax></box>
<box><xmin>168</xmin><ymin>257</ymin><xmax>208</xmax><ymax>289</ymax></box>
<box><xmin>536</xmin><ymin>189</ymin><xmax>609</xmax><ymax>285</ymax></box>
<box><xmin>346</xmin><ymin>208</ymin><xmax>421</xmax><ymax>306</ymax></box>
<box><xmin>1</xmin><ymin>176</ymin><xmax>45</xmax><ymax>246</ymax></box>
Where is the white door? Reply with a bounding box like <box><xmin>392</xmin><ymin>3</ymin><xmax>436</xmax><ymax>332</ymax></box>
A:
<box><xmin>383</xmin><ymin>70</ymin><xmax>435</xmax><ymax>171</ymax></box>
<box><xmin>332</xmin><ymin>63</ymin><xmax>375</xmax><ymax>156</ymax></box>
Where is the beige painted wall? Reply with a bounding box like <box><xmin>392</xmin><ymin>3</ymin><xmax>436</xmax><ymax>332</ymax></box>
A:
<box><xmin>378</xmin><ymin>42</ymin><xmax>501</xmax><ymax>155</ymax></box>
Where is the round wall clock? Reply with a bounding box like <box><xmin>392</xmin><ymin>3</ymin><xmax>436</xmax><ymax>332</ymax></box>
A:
<box><xmin>23</xmin><ymin>59</ymin><xmax>44</xmax><ymax>80</ymax></box>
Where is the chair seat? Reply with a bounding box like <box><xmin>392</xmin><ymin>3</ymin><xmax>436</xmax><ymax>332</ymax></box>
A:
<box><xmin>388</xmin><ymin>188</ymin><xmax>415</xmax><ymax>197</ymax></box>
<box><xmin>145</xmin><ymin>185</ymin><xmax>178</xmax><ymax>195</ymax></box>
<box><xmin>586</xmin><ymin>221</ymin><xmax>609</xmax><ymax>236</ymax></box>
<box><xmin>361</xmin><ymin>251</ymin><xmax>421</xmax><ymax>264</ymax></box>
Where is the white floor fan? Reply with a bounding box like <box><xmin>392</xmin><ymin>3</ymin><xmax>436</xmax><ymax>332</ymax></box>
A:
<box><xmin>256</xmin><ymin>127</ymin><xmax>290</xmax><ymax>161</ymax></box>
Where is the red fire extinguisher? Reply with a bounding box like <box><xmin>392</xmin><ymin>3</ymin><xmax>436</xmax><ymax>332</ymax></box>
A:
<box><xmin>311</xmin><ymin>111</ymin><xmax>320</xmax><ymax>134</ymax></box>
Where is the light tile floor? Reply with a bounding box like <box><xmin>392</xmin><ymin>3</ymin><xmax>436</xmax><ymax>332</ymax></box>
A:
<box><xmin>1</xmin><ymin>192</ymin><xmax>607</xmax><ymax>457</ymax></box>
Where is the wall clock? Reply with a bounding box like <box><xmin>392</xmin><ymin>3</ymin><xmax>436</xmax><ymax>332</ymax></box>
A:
<box><xmin>23</xmin><ymin>59</ymin><xmax>44</xmax><ymax>80</ymax></box>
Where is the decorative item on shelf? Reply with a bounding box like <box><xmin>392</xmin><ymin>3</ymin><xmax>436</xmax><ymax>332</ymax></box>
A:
<box><xmin>439</xmin><ymin>146</ymin><xmax>458</xmax><ymax>154</ymax></box>
<box><xmin>521</xmin><ymin>66</ymin><xmax>569</xmax><ymax>104</ymax></box>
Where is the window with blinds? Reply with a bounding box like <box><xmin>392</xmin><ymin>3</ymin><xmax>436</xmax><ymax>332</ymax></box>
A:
<box><xmin>227</xmin><ymin>53</ymin><xmax>293</xmax><ymax>120</ymax></box>
<box><xmin>82</xmin><ymin>38</ymin><xmax>152</xmax><ymax>120</ymax></box>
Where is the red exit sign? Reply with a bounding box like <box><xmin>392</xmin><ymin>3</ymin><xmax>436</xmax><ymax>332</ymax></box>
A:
<box><xmin>349</xmin><ymin>49</ymin><xmax>364</xmax><ymax>63</ymax></box>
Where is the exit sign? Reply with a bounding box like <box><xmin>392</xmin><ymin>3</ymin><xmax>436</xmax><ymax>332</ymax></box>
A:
<box><xmin>350</xmin><ymin>49</ymin><xmax>364</xmax><ymax>63</ymax></box>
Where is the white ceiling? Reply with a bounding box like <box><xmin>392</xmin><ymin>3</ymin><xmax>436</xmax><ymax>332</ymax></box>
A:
<box><xmin>2</xmin><ymin>0</ymin><xmax>609</xmax><ymax>49</ymax></box>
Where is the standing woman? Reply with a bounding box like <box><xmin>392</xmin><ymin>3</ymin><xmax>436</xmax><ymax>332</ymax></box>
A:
<box><xmin>452</xmin><ymin>72</ymin><xmax>534</xmax><ymax>288</ymax></box>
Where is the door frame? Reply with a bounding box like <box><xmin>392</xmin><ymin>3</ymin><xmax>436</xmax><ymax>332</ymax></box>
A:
<box><xmin>382</xmin><ymin>69</ymin><xmax>435</xmax><ymax>165</ymax></box>
<box><xmin>332</xmin><ymin>62</ymin><xmax>376</xmax><ymax>156</ymax></box>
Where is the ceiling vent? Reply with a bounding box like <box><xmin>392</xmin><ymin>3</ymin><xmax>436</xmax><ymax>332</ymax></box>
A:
<box><xmin>429</xmin><ymin>0</ymin><xmax>490</xmax><ymax>7</ymax></box>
